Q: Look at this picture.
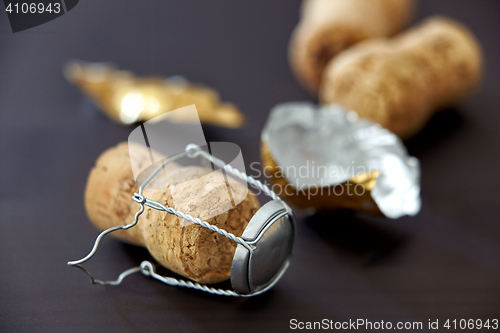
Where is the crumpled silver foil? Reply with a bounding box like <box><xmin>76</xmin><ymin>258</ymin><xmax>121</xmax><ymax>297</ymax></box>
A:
<box><xmin>261</xmin><ymin>102</ymin><xmax>421</xmax><ymax>218</ymax></box>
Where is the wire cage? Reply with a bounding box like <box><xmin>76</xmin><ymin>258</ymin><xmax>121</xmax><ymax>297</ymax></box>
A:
<box><xmin>68</xmin><ymin>143</ymin><xmax>296</xmax><ymax>296</ymax></box>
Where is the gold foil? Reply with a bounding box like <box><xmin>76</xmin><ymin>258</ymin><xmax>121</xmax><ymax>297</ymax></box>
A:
<box><xmin>64</xmin><ymin>61</ymin><xmax>245</xmax><ymax>128</ymax></box>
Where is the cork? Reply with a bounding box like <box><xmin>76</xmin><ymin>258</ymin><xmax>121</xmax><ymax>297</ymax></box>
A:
<box><xmin>289</xmin><ymin>0</ymin><xmax>414</xmax><ymax>93</ymax></box>
<box><xmin>320</xmin><ymin>16</ymin><xmax>483</xmax><ymax>139</ymax></box>
<box><xmin>84</xmin><ymin>142</ymin><xmax>260</xmax><ymax>284</ymax></box>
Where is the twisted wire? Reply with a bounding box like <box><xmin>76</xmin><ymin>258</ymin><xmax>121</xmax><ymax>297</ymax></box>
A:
<box><xmin>194</xmin><ymin>149</ymin><xmax>290</xmax><ymax>210</ymax></box>
<box><xmin>138</xmin><ymin>196</ymin><xmax>253</xmax><ymax>252</ymax></box>
<box><xmin>216</xmin><ymin>158</ymin><xmax>293</xmax><ymax>214</ymax></box>
<box><xmin>140</xmin><ymin>261</ymin><xmax>241</xmax><ymax>297</ymax></box>
<box><xmin>224</xmin><ymin>163</ymin><xmax>281</xmax><ymax>202</ymax></box>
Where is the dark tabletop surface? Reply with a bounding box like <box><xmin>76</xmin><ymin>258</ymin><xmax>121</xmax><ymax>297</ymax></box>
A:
<box><xmin>1</xmin><ymin>1</ymin><xmax>500</xmax><ymax>332</ymax></box>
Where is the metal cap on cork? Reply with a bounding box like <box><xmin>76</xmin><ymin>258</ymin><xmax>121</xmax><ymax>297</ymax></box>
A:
<box><xmin>231</xmin><ymin>201</ymin><xmax>295</xmax><ymax>295</ymax></box>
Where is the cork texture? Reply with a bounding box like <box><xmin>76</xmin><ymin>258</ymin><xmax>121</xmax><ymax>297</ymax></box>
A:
<box><xmin>289</xmin><ymin>0</ymin><xmax>414</xmax><ymax>92</ymax></box>
<box><xmin>320</xmin><ymin>16</ymin><xmax>483</xmax><ymax>139</ymax></box>
<box><xmin>84</xmin><ymin>142</ymin><xmax>260</xmax><ymax>284</ymax></box>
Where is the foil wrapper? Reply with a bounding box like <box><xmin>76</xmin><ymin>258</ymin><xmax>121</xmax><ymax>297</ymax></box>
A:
<box><xmin>261</xmin><ymin>102</ymin><xmax>421</xmax><ymax>218</ymax></box>
<box><xmin>64</xmin><ymin>61</ymin><xmax>245</xmax><ymax>128</ymax></box>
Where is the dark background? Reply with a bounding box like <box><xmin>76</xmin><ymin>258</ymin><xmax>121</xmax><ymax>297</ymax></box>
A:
<box><xmin>1</xmin><ymin>1</ymin><xmax>499</xmax><ymax>332</ymax></box>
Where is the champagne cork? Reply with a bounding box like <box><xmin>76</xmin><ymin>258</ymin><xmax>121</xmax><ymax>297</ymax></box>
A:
<box><xmin>84</xmin><ymin>142</ymin><xmax>260</xmax><ymax>284</ymax></box>
<box><xmin>320</xmin><ymin>16</ymin><xmax>483</xmax><ymax>139</ymax></box>
<box><xmin>289</xmin><ymin>0</ymin><xmax>414</xmax><ymax>93</ymax></box>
